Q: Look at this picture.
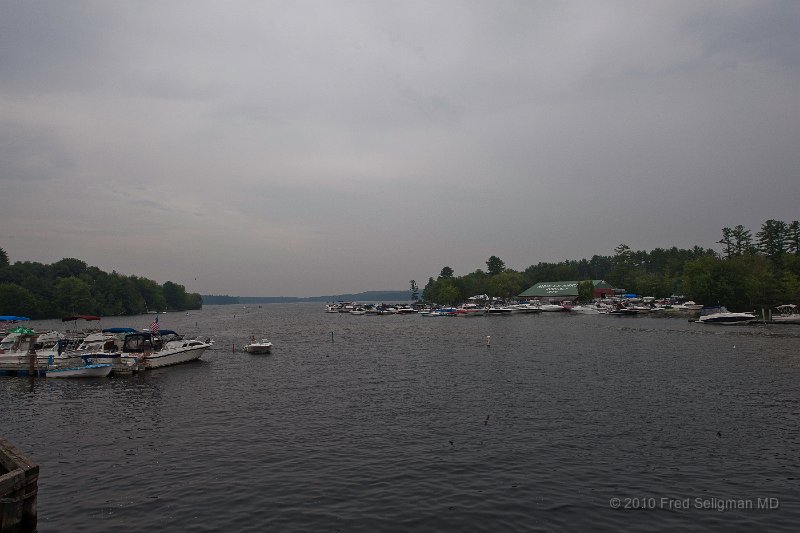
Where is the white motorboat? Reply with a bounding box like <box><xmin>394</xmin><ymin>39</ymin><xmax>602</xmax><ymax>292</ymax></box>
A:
<box><xmin>120</xmin><ymin>329</ymin><xmax>212</xmax><ymax>369</ymax></box>
<box><xmin>456</xmin><ymin>306</ymin><xmax>486</xmax><ymax>317</ymax></box>
<box><xmin>0</xmin><ymin>330</ymin><xmax>85</xmax><ymax>373</ymax></box>
<box><xmin>509</xmin><ymin>303</ymin><xmax>541</xmax><ymax>314</ymax></box>
<box><xmin>486</xmin><ymin>306</ymin><xmax>513</xmax><ymax>315</ymax></box>
<box><xmin>539</xmin><ymin>304</ymin><xmax>566</xmax><ymax>312</ymax></box>
<box><xmin>772</xmin><ymin>304</ymin><xmax>800</xmax><ymax>324</ymax></box>
<box><xmin>671</xmin><ymin>300</ymin><xmax>704</xmax><ymax>311</ymax></box>
<box><xmin>569</xmin><ymin>304</ymin><xmax>605</xmax><ymax>315</ymax></box>
<box><xmin>695</xmin><ymin>306</ymin><xmax>756</xmax><ymax>325</ymax></box>
<box><xmin>47</xmin><ymin>363</ymin><xmax>112</xmax><ymax>378</ymax></box>
<box><xmin>244</xmin><ymin>338</ymin><xmax>273</xmax><ymax>354</ymax></box>
<box><xmin>63</xmin><ymin>328</ymin><xmax>143</xmax><ymax>373</ymax></box>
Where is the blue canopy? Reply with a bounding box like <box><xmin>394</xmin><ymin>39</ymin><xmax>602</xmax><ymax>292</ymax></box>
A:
<box><xmin>0</xmin><ymin>315</ymin><xmax>31</xmax><ymax>321</ymax></box>
<box><xmin>102</xmin><ymin>327</ymin><xmax>137</xmax><ymax>333</ymax></box>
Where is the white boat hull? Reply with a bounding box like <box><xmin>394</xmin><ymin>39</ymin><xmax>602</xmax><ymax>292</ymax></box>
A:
<box><xmin>696</xmin><ymin>313</ymin><xmax>756</xmax><ymax>325</ymax></box>
<box><xmin>47</xmin><ymin>363</ymin><xmax>112</xmax><ymax>378</ymax></box>
<box><xmin>772</xmin><ymin>316</ymin><xmax>800</xmax><ymax>324</ymax></box>
<box><xmin>143</xmin><ymin>344</ymin><xmax>208</xmax><ymax>369</ymax></box>
<box><xmin>244</xmin><ymin>344</ymin><xmax>273</xmax><ymax>354</ymax></box>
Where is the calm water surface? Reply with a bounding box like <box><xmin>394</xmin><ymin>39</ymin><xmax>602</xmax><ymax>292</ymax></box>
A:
<box><xmin>2</xmin><ymin>304</ymin><xmax>799</xmax><ymax>532</ymax></box>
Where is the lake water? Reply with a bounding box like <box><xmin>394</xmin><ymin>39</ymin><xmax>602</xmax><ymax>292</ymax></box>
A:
<box><xmin>2</xmin><ymin>304</ymin><xmax>799</xmax><ymax>532</ymax></box>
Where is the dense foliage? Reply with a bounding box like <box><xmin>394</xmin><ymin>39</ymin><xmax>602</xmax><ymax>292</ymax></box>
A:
<box><xmin>0</xmin><ymin>251</ymin><xmax>202</xmax><ymax>319</ymax></box>
<box><xmin>421</xmin><ymin>219</ymin><xmax>800</xmax><ymax>311</ymax></box>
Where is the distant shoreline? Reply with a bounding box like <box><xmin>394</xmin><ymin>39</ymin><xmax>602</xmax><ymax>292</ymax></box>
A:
<box><xmin>202</xmin><ymin>290</ymin><xmax>412</xmax><ymax>305</ymax></box>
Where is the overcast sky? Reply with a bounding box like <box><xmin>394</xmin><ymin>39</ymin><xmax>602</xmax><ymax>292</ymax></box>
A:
<box><xmin>1</xmin><ymin>1</ymin><xmax>798</xmax><ymax>296</ymax></box>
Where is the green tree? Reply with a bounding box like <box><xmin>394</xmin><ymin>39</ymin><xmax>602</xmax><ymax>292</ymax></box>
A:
<box><xmin>421</xmin><ymin>277</ymin><xmax>436</xmax><ymax>302</ymax></box>
<box><xmin>577</xmin><ymin>280</ymin><xmax>594</xmax><ymax>302</ymax></box>
<box><xmin>486</xmin><ymin>256</ymin><xmax>505</xmax><ymax>276</ymax></box>
<box><xmin>487</xmin><ymin>271</ymin><xmax>524</xmax><ymax>299</ymax></box>
<box><xmin>731</xmin><ymin>225</ymin><xmax>754</xmax><ymax>256</ymax></box>
<box><xmin>0</xmin><ymin>283</ymin><xmax>40</xmax><ymax>318</ymax></box>
<box><xmin>52</xmin><ymin>258</ymin><xmax>88</xmax><ymax>279</ymax></box>
<box><xmin>609</xmin><ymin>243</ymin><xmax>635</xmax><ymax>291</ymax></box>
<box><xmin>0</xmin><ymin>247</ymin><xmax>8</xmax><ymax>267</ymax></box>
<box><xmin>54</xmin><ymin>276</ymin><xmax>94</xmax><ymax>315</ymax></box>
<box><xmin>163</xmin><ymin>281</ymin><xmax>189</xmax><ymax>310</ymax></box>
<box><xmin>409</xmin><ymin>280</ymin><xmax>419</xmax><ymax>301</ymax></box>
<box><xmin>718</xmin><ymin>227</ymin><xmax>734</xmax><ymax>258</ymax></box>
<box><xmin>134</xmin><ymin>277</ymin><xmax>167</xmax><ymax>312</ymax></box>
<box><xmin>757</xmin><ymin>219</ymin><xmax>789</xmax><ymax>261</ymax></box>
<box><xmin>787</xmin><ymin>221</ymin><xmax>800</xmax><ymax>255</ymax></box>
<box><xmin>436</xmin><ymin>281</ymin><xmax>461</xmax><ymax>305</ymax></box>
<box><xmin>439</xmin><ymin>266</ymin><xmax>454</xmax><ymax>278</ymax></box>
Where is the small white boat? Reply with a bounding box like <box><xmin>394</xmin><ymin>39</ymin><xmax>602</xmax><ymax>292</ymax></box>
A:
<box><xmin>244</xmin><ymin>338</ymin><xmax>273</xmax><ymax>354</ymax></box>
<box><xmin>672</xmin><ymin>300</ymin><xmax>704</xmax><ymax>311</ymax></box>
<box><xmin>569</xmin><ymin>304</ymin><xmax>604</xmax><ymax>315</ymax></box>
<box><xmin>695</xmin><ymin>306</ymin><xmax>756</xmax><ymax>325</ymax></box>
<box><xmin>539</xmin><ymin>304</ymin><xmax>566</xmax><ymax>312</ymax></box>
<box><xmin>47</xmin><ymin>363</ymin><xmax>112</xmax><ymax>378</ymax></box>
<box><xmin>508</xmin><ymin>303</ymin><xmax>541</xmax><ymax>314</ymax></box>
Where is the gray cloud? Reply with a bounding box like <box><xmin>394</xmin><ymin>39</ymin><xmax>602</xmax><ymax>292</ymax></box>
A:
<box><xmin>1</xmin><ymin>1</ymin><xmax>798</xmax><ymax>296</ymax></box>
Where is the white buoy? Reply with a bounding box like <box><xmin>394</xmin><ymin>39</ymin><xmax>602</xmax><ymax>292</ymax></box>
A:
<box><xmin>485</xmin><ymin>335</ymin><xmax>491</xmax><ymax>347</ymax></box>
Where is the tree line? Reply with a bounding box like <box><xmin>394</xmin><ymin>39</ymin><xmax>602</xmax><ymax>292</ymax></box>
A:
<box><xmin>416</xmin><ymin>219</ymin><xmax>800</xmax><ymax>311</ymax></box>
<box><xmin>0</xmin><ymin>248</ymin><xmax>202</xmax><ymax>319</ymax></box>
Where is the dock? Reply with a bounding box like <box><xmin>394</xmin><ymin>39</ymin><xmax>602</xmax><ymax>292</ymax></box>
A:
<box><xmin>0</xmin><ymin>437</ymin><xmax>38</xmax><ymax>533</ymax></box>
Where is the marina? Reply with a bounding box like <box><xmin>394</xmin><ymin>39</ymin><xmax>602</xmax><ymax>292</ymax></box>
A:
<box><xmin>2</xmin><ymin>303</ymin><xmax>799</xmax><ymax>531</ymax></box>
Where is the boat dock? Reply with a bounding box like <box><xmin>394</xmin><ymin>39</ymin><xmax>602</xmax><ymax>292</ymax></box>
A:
<box><xmin>0</xmin><ymin>437</ymin><xmax>38</xmax><ymax>533</ymax></box>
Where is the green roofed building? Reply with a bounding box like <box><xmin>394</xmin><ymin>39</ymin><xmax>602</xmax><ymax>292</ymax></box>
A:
<box><xmin>518</xmin><ymin>280</ymin><xmax>616</xmax><ymax>302</ymax></box>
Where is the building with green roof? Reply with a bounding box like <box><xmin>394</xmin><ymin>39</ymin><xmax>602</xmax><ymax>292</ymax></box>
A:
<box><xmin>518</xmin><ymin>280</ymin><xmax>616</xmax><ymax>302</ymax></box>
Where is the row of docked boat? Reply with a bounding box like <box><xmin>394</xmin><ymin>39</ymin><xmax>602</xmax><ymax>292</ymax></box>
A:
<box><xmin>691</xmin><ymin>304</ymin><xmax>800</xmax><ymax>325</ymax></box>
<box><xmin>326</xmin><ymin>302</ymin><xmax>419</xmax><ymax>314</ymax></box>
<box><xmin>324</xmin><ymin>299</ymin><xmax>800</xmax><ymax>325</ymax></box>
<box><xmin>0</xmin><ymin>326</ymin><xmax>213</xmax><ymax>378</ymax></box>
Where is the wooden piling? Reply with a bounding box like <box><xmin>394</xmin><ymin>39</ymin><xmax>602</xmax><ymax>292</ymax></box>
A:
<box><xmin>0</xmin><ymin>437</ymin><xmax>38</xmax><ymax>533</ymax></box>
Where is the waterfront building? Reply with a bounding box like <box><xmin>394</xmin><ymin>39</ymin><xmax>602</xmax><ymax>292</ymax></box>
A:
<box><xmin>517</xmin><ymin>280</ymin><xmax>616</xmax><ymax>303</ymax></box>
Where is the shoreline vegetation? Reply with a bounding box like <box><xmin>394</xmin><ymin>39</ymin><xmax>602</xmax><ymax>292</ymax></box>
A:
<box><xmin>0</xmin><ymin>250</ymin><xmax>201</xmax><ymax>320</ymax></box>
<box><xmin>2</xmin><ymin>219</ymin><xmax>798</xmax><ymax>318</ymax></box>
<box><xmin>417</xmin><ymin>220</ymin><xmax>799</xmax><ymax>312</ymax></box>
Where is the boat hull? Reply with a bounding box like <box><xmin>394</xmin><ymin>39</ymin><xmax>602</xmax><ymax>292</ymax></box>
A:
<box><xmin>143</xmin><ymin>345</ymin><xmax>207</xmax><ymax>369</ymax></box>
<box><xmin>244</xmin><ymin>344</ymin><xmax>272</xmax><ymax>354</ymax></box>
<box><xmin>47</xmin><ymin>364</ymin><xmax>112</xmax><ymax>378</ymax></box>
<box><xmin>696</xmin><ymin>314</ymin><xmax>756</xmax><ymax>325</ymax></box>
<box><xmin>772</xmin><ymin>316</ymin><xmax>800</xmax><ymax>324</ymax></box>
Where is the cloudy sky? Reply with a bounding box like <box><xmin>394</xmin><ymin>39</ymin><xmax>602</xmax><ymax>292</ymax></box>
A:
<box><xmin>1</xmin><ymin>1</ymin><xmax>798</xmax><ymax>296</ymax></box>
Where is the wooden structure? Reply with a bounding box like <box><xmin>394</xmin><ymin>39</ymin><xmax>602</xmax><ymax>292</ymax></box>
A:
<box><xmin>0</xmin><ymin>438</ymin><xmax>38</xmax><ymax>533</ymax></box>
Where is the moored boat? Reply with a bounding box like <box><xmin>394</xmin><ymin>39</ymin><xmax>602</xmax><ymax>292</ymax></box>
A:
<box><xmin>120</xmin><ymin>330</ymin><xmax>212</xmax><ymax>369</ymax></box>
<box><xmin>539</xmin><ymin>304</ymin><xmax>566</xmax><ymax>312</ymax></box>
<box><xmin>771</xmin><ymin>304</ymin><xmax>800</xmax><ymax>324</ymax></box>
<box><xmin>456</xmin><ymin>306</ymin><xmax>486</xmax><ymax>317</ymax></box>
<box><xmin>244</xmin><ymin>337</ymin><xmax>273</xmax><ymax>354</ymax></box>
<box><xmin>486</xmin><ymin>306</ymin><xmax>513</xmax><ymax>315</ymax></box>
<box><xmin>695</xmin><ymin>306</ymin><xmax>756</xmax><ymax>325</ymax></box>
<box><xmin>47</xmin><ymin>363</ymin><xmax>112</xmax><ymax>378</ymax></box>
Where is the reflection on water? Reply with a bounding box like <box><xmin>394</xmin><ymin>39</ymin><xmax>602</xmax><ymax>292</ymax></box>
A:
<box><xmin>2</xmin><ymin>304</ymin><xmax>799</xmax><ymax>532</ymax></box>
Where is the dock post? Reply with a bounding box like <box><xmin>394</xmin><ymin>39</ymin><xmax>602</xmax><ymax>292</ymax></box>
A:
<box><xmin>26</xmin><ymin>337</ymin><xmax>36</xmax><ymax>378</ymax></box>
